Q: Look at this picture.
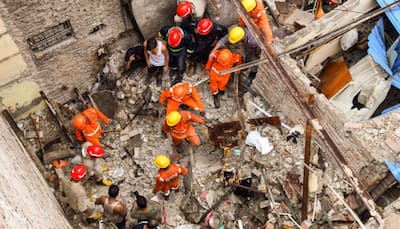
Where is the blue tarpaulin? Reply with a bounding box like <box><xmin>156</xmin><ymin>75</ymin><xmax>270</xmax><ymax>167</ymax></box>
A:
<box><xmin>368</xmin><ymin>19</ymin><xmax>400</xmax><ymax>89</ymax></box>
<box><xmin>377</xmin><ymin>0</ymin><xmax>400</xmax><ymax>34</ymax></box>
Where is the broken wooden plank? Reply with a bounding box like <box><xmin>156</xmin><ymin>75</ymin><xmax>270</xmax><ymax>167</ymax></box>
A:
<box><xmin>207</xmin><ymin>121</ymin><xmax>241</xmax><ymax>148</ymax></box>
<box><xmin>248</xmin><ymin>116</ymin><xmax>283</xmax><ymax>134</ymax></box>
<box><xmin>44</xmin><ymin>149</ymin><xmax>77</xmax><ymax>164</ymax></box>
<box><xmin>40</xmin><ymin>91</ymin><xmax>74</xmax><ymax>143</ymax></box>
<box><xmin>1</xmin><ymin>109</ymin><xmax>48</xmax><ymax>177</ymax></box>
<box><xmin>56</xmin><ymin>102</ymin><xmax>76</xmax><ymax>118</ymax></box>
<box><xmin>301</xmin><ymin>120</ymin><xmax>312</xmax><ymax>221</ymax></box>
<box><xmin>30</xmin><ymin>114</ymin><xmax>45</xmax><ymax>163</ymax></box>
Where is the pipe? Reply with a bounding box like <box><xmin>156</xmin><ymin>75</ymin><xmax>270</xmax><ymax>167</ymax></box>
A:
<box><xmin>277</xmin><ymin>0</ymin><xmax>400</xmax><ymax>57</ymax></box>
<box><xmin>248</xmin><ymin>100</ymin><xmax>292</xmax><ymax>130</ymax></box>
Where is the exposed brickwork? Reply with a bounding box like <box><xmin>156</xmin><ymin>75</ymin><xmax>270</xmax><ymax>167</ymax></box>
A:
<box><xmin>0</xmin><ymin>0</ymin><xmax>130</xmax><ymax>102</ymax></box>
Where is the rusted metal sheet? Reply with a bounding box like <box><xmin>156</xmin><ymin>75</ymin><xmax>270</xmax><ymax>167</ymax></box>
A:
<box><xmin>207</xmin><ymin>121</ymin><xmax>242</xmax><ymax>148</ymax></box>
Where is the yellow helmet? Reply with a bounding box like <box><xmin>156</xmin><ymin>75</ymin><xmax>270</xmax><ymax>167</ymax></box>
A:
<box><xmin>241</xmin><ymin>0</ymin><xmax>257</xmax><ymax>12</ymax></box>
<box><xmin>166</xmin><ymin>111</ymin><xmax>182</xmax><ymax>127</ymax></box>
<box><xmin>228</xmin><ymin>26</ymin><xmax>245</xmax><ymax>44</ymax></box>
<box><xmin>154</xmin><ymin>154</ymin><xmax>170</xmax><ymax>168</ymax></box>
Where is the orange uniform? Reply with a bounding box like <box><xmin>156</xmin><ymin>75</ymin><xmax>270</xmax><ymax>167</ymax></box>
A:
<box><xmin>163</xmin><ymin>110</ymin><xmax>204</xmax><ymax>146</ymax></box>
<box><xmin>74</xmin><ymin>108</ymin><xmax>110</xmax><ymax>146</ymax></box>
<box><xmin>205</xmin><ymin>50</ymin><xmax>242</xmax><ymax>94</ymax></box>
<box><xmin>159</xmin><ymin>82</ymin><xmax>204</xmax><ymax>115</ymax></box>
<box><xmin>153</xmin><ymin>163</ymin><xmax>188</xmax><ymax>196</ymax></box>
<box><xmin>239</xmin><ymin>0</ymin><xmax>273</xmax><ymax>42</ymax></box>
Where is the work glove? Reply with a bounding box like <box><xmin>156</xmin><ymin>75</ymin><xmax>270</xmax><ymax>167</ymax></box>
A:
<box><xmin>204</xmin><ymin>122</ymin><xmax>214</xmax><ymax>129</ymax></box>
<box><xmin>162</xmin><ymin>131</ymin><xmax>168</xmax><ymax>139</ymax></box>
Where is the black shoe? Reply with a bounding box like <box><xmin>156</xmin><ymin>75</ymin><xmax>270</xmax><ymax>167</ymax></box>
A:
<box><xmin>164</xmin><ymin>195</ymin><xmax>170</xmax><ymax>201</ymax></box>
<box><xmin>213</xmin><ymin>93</ymin><xmax>220</xmax><ymax>108</ymax></box>
<box><xmin>169</xmin><ymin>70</ymin><xmax>176</xmax><ymax>77</ymax></box>
<box><xmin>219</xmin><ymin>90</ymin><xmax>225</xmax><ymax>96</ymax></box>
<box><xmin>245</xmin><ymin>72</ymin><xmax>257</xmax><ymax>86</ymax></box>
<box><xmin>156</xmin><ymin>78</ymin><xmax>162</xmax><ymax>86</ymax></box>
<box><xmin>145</xmin><ymin>76</ymin><xmax>155</xmax><ymax>85</ymax></box>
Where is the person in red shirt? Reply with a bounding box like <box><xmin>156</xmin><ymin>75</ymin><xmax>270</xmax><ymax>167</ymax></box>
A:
<box><xmin>206</xmin><ymin>49</ymin><xmax>242</xmax><ymax>108</ymax></box>
<box><xmin>162</xmin><ymin>110</ymin><xmax>206</xmax><ymax>147</ymax></box>
<box><xmin>159</xmin><ymin>82</ymin><xmax>204</xmax><ymax>115</ymax></box>
<box><xmin>153</xmin><ymin>154</ymin><xmax>188</xmax><ymax>200</ymax></box>
<box><xmin>73</xmin><ymin>107</ymin><xmax>110</xmax><ymax>146</ymax></box>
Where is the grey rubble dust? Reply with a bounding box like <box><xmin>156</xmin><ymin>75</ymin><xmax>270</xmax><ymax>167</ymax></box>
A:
<box><xmin>19</xmin><ymin>48</ymin><xmax>353</xmax><ymax>229</ymax></box>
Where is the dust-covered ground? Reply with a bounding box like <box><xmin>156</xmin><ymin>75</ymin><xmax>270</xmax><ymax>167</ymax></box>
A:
<box><xmin>15</xmin><ymin>36</ymin><xmax>367</xmax><ymax>229</ymax></box>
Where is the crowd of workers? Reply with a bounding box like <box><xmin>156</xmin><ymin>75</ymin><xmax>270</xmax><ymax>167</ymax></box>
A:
<box><xmin>60</xmin><ymin>0</ymin><xmax>274</xmax><ymax>228</ymax></box>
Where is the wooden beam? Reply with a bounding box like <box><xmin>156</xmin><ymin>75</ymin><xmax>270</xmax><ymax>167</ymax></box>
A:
<box><xmin>301</xmin><ymin>120</ymin><xmax>312</xmax><ymax>221</ymax></box>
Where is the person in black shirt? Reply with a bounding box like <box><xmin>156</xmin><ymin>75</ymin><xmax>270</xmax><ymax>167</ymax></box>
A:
<box><xmin>124</xmin><ymin>44</ymin><xmax>145</xmax><ymax>72</ymax></box>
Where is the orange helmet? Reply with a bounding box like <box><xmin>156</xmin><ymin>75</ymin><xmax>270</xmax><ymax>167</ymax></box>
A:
<box><xmin>87</xmin><ymin>145</ymin><xmax>105</xmax><ymax>158</ymax></box>
<box><xmin>171</xmin><ymin>84</ymin><xmax>186</xmax><ymax>102</ymax></box>
<box><xmin>176</xmin><ymin>1</ymin><xmax>193</xmax><ymax>18</ymax></box>
<box><xmin>73</xmin><ymin>114</ymin><xmax>87</xmax><ymax>130</ymax></box>
<box><xmin>217</xmin><ymin>49</ymin><xmax>233</xmax><ymax>66</ymax></box>
<box><xmin>70</xmin><ymin>164</ymin><xmax>87</xmax><ymax>181</ymax></box>
<box><xmin>168</xmin><ymin>27</ymin><xmax>184</xmax><ymax>47</ymax></box>
<box><xmin>197</xmin><ymin>18</ymin><xmax>213</xmax><ymax>35</ymax></box>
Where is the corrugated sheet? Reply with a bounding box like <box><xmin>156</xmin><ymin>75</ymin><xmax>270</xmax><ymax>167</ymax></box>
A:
<box><xmin>377</xmin><ymin>0</ymin><xmax>400</xmax><ymax>34</ymax></box>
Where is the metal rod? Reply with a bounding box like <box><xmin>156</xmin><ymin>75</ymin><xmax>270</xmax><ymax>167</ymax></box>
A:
<box><xmin>303</xmin><ymin>163</ymin><xmax>367</xmax><ymax>229</ymax></box>
<box><xmin>301</xmin><ymin>121</ymin><xmax>312</xmax><ymax>221</ymax></box>
<box><xmin>248</xmin><ymin>100</ymin><xmax>292</xmax><ymax>130</ymax></box>
<box><xmin>277</xmin><ymin>0</ymin><xmax>400</xmax><ymax>57</ymax></box>
<box><xmin>219</xmin><ymin>58</ymin><xmax>269</xmax><ymax>75</ymax></box>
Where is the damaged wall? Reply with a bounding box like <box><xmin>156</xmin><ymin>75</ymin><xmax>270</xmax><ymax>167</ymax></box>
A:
<box><xmin>0</xmin><ymin>115</ymin><xmax>72</xmax><ymax>228</ymax></box>
<box><xmin>0</xmin><ymin>0</ymin><xmax>129</xmax><ymax>104</ymax></box>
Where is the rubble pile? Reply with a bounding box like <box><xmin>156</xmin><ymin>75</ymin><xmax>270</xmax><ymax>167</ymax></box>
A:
<box><xmin>12</xmin><ymin>45</ymin><xmax>375</xmax><ymax>229</ymax></box>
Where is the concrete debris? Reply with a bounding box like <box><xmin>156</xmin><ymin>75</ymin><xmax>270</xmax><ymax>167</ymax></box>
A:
<box><xmin>13</xmin><ymin>31</ymin><xmax>381</xmax><ymax>229</ymax></box>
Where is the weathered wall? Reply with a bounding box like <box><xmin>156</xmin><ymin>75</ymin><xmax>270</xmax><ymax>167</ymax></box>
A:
<box><xmin>0</xmin><ymin>0</ymin><xmax>129</xmax><ymax>103</ymax></box>
<box><xmin>0</xmin><ymin>115</ymin><xmax>72</xmax><ymax>228</ymax></box>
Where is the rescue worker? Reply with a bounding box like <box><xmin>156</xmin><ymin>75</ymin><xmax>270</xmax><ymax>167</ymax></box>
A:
<box><xmin>205</xmin><ymin>49</ymin><xmax>242</xmax><ymax>108</ymax></box>
<box><xmin>174</xmin><ymin>0</ymin><xmax>206</xmax><ymax>33</ymax></box>
<box><xmin>159</xmin><ymin>81</ymin><xmax>204</xmax><ymax>115</ymax></box>
<box><xmin>82</xmin><ymin>144</ymin><xmax>113</xmax><ymax>186</ymax></box>
<box><xmin>73</xmin><ymin>107</ymin><xmax>111</xmax><ymax>146</ymax></box>
<box><xmin>185</xmin><ymin>18</ymin><xmax>227</xmax><ymax>76</ymax></box>
<box><xmin>192</xmin><ymin>18</ymin><xmax>227</xmax><ymax>64</ymax></box>
<box><xmin>124</xmin><ymin>44</ymin><xmax>145</xmax><ymax>72</ymax></box>
<box><xmin>95</xmin><ymin>185</ymin><xmax>127</xmax><ymax>229</ymax></box>
<box><xmin>131</xmin><ymin>191</ymin><xmax>162</xmax><ymax>227</ymax></box>
<box><xmin>165</xmin><ymin>26</ymin><xmax>195</xmax><ymax>86</ymax></box>
<box><xmin>162</xmin><ymin>110</ymin><xmax>206</xmax><ymax>147</ymax></box>
<box><xmin>211</xmin><ymin>26</ymin><xmax>260</xmax><ymax>86</ymax></box>
<box><xmin>143</xmin><ymin>37</ymin><xmax>169</xmax><ymax>86</ymax></box>
<box><xmin>153</xmin><ymin>154</ymin><xmax>188</xmax><ymax>200</ymax></box>
<box><xmin>56</xmin><ymin>165</ymin><xmax>100</xmax><ymax>221</ymax></box>
<box><xmin>240</xmin><ymin>0</ymin><xmax>273</xmax><ymax>42</ymax></box>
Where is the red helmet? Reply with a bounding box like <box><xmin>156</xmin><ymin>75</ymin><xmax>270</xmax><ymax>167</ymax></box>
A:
<box><xmin>87</xmin><ymin>145</ymin><xmax>105</xmax><ymax>158</ymax></box>
<box><xmin>176</xmin><ymin>1</ymin><xmax>193</xmax><ymax>18</ymax></box>
<box><xmin>168</xmin><ymin>27</ymin><xmax>184</xmax><ymax>47</ymax></box>
<box><xmin>197</xmin><ymin>18</ymin><xmax>213</xmax><ymax>35</ymax></box>
<box><xmin>70</xmin><ymin>164</ymin><xmax>87</xmax><ymax>181</ymax></box>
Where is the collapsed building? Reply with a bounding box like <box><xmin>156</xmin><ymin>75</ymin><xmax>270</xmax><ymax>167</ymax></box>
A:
<box><xmin>1</xmin><ymin>0</ymin><xmax>400</xmax><ymax>228</ymax></box>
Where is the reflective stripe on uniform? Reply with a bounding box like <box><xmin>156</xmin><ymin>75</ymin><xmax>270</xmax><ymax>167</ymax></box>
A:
<box><xmin>172</xmin><ymin>127</ymin><xmax>187</xmax><ymax>134</ymax></box>
<box><xmin>84</xmin><ymin>124</ymin><xmax>100</xmax><ymax>137</ymax></box>
<box><xmin>169</xmin><ymin>47</ymin><xmax>184</xmax><ymax>52</ymax></box>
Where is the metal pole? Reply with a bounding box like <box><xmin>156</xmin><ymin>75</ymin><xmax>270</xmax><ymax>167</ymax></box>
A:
<box><xmin>301</xmin><ymin>121</ymin><xmax>312</xmax><ymax>221</ymax></box>
<box><xmin>277</xmin><ymin>0</ymin><xmax>400</xmax><ymax>57</ymax></box>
